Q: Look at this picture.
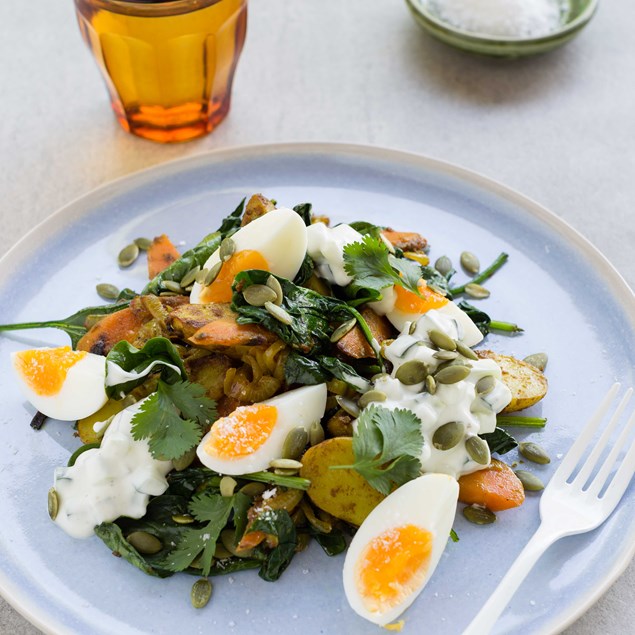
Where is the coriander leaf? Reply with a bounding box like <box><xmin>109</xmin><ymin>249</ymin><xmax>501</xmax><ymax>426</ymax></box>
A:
<box><xmin>130</xmin><ymin>381</ymin><xmax>204</xmax><ymax>460</ymax></box>
<box><xmin>341</xmin><ymin>405</ymin><xmax>424</xmax><ymax>495</ymax></box>
<box><xmin>160</xmin><ymin>491</ymin><xmax>234</xmax><ymax>576</ymax></box>
<box><xmin>450</xmin><ymin>529</ymin><xmax>460</xmax><ymax>543</ymax></box>
<box><xmin>232</xmin><ymin>492</ymin><xmax>252</xmax><ymax>543</ymax></box>
<box><xmin>160</xmin><ymin>380</ymin><xmax>217</xmax><ymax>427</ymax></box>
<box><xmin>348</xmin><ymin>220</ymin><xmax>385</xmax><ymax>239</ymax></box>
<box><xmin>479</xmin><ymin>427</ymin><xmax>518</xmax><ymax>455</ymax></box>
<box><xmin>343</xmin><ymin>235</ymin><xmax>422</xmax><ymax>296</ymax></box>
<box><xmin>106</xmin><ymin>337</ymin><xmax>186</xmax><ymax>397</ymax></box>
<box><xmin>249</xmin><ymin>509</ymin><xmax>297</xmax><ymax>581</ymax></box>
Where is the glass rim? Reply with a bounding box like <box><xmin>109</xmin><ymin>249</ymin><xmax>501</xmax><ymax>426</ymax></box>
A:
<box><xmin>75</xmin><ymin>0</ymin><xmax>228</xmax><ymax>17</ymax></box>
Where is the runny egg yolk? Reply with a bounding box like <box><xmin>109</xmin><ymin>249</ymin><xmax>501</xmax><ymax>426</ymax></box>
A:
<box><xmin>394</xmin><ymin>283</ymin><xmax>448</xmax><ymax>314</ymax></box>
<box><xmin>205</xmin><ymin>404</ymin><xmax>278</xmax><ymax>459</ymax></box>
<box><xmin>13</xmin><ymin>347</ymin><xmax>88</xmax><ymax>396</ymax></box>
<box><xmin>199</xmin><ymin>250</ymin><xmax>269</xmax><ymax>303</ymax></box>
<box><xmin>357</xmin><ymin>524</ymin><xmax>433</xmax><ymax>614</ymax></box>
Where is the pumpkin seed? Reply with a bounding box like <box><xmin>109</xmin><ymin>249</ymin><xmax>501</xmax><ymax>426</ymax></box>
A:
<box><xmin>172</xmin><ymin>514</ymin><xmax>195</xmax><ymax>525</ymax></box>
<box><xmin>425</xmin><ymin>374</ymin><xmax>437</xmax><ymax>394</ymax></box>
<box><xmin>126</xmin><ymin>531</ymin><xmax>163</xmax><ymax>555</ymax></box>
<box><xmin>219</xmin><ymin>476</ymin><xmax>238</xmax><ymax>497</ymax></box>
<box><xmin>162</xmin><ymin>280</ymin><xmax>183</xmax><ymax>294</ymax></box>
<box><xmin>395</xmin><ymin>360</ymin><xmax>428</xmax><ymax>385</ymax></box>
<box><xmin>218</xmin><ymin>237</ymin><xmax>236</xmax><ymax>262</ymax></box>
<box><xmin>326</xmin><ymin>379</ymin><xmax>348</xmax><ymax>395</ymax></box>
<box><xmin>266</xmin><ymin>275</ymin><xmax>284</xmax><ymax>305</ymax></box>
<box><xmin>515</xmin><ymin>469</ymin><xmax>545</xmax><ymax>492</ymax></box>
<box><xmin>203</xmin><ymin>261</ymin><xmax>223</xmax><ymax>286</ymax></box>
<box><xmin>118</xmin><ymin>243</ymin><xmax>139</xmax><ymax>268</ymax></box>
<box><xmin>214</xmin><ymin>544</ymin><xmax>233</xmax><ymax>560</ymax></box>
<box><xmin>274</xmin><ymin>467</ymin><xmax>301</xmax><ymax>476</ymax></box>
<box><xmin>282</xmin><ymin>427</ymin><xmax>309</xmax><ymax>460</ymax></box>
<box><xmin>409</xmin><ymin>321</ymin><xmax>418</xmax><ymax>335</ymax></box>
<box><xmin>134</xmin><ymin>237</ymin><xmax>152</xmax><ymax>251</ymax></box>
<box><xmin>172</xmin><ymin>447</ymin><xmax>197</xmax><ymax>471</ymax></box>
<box><xmin>434</xmin><ymin>255</ymin><xmax>453</xmax><ymax>277</ymax></box>
<box><xmin>465</xmin><ymin>283</ymin><xmax>490</xmax><ymax>299</ymax></box>
<box><xmin>244</xmin><ymin>284</ymin><xmax>278</xmax><ymax>307</ymax></box>
<box><xmin>84</xmin><ymin>314</ymin><xmax>104</xmax><ymax>330</ymax></box>
<box><xmin>432</xmin><ymin>421</ymin><xmax>465</xmax><ymax>451</ymax></box>
<box><xmin>179</xmin><ymin>266</ymin><xmax>201</xmax><ymax>289</ymax></box>
<box><xmin>264</xmin><ymin>301</ymin><xmax>293</xmax><ymax>325</ymax></box>
<box><xmin>239</xmin><ymin>482</ymin><xmax>267</xmax><ymax>498</ymax></box>
<box><xmin>221</xmin><ymin>529</ymin><xmax>253</xmax><ymax>557</ymax></box>
<box><xmin>309</xmin><ymin>420</ymin><xmax>326</xmax><ymax>446</ymax></box>
<box><xmin>330</xmin><ymin>318</ymin><xmax>357</xmax><ymax>343</ymax></box>
<box><xmin>523</xmin><ymin>352</ymin><xmax>548</xmax><ymax>372</ymax></box>
<box><xmin>270</xmin><ymin>458</ymin><xmax>303</xmax><ymax>470</ymax></box>
<box><xmin>191</xmin><ymin>579</ymin><xmax>213</xmax><ymax>609</ymax></box>
<box><xmin>519</xmin><ymin>442</ymin><xmax>551</xmax><ymax>465</ymax></box>
<box><xmin>463</xmin><ymin>505</ymin><xmax>496</xmax><ymax>525</ymax></box>
<box><xmin>456</xmin><ymin>341</ymin><xmax>478</xmax><ymax>361</ymax></box>
<box><xmin>428</xmin><ymin>329</ymin><xmax>457</xmax><ymax>352</ymax></box>
<box><xmin>460</xmin><ymin>251</ymin><xmax>480</xmax><ymax>274</ymax></box>
<box><xmin>475</xmin><ymin>375</ymin><xmax>496</xmax><ymax>396</ymax></box>
<box><xmin>336</xmin><ymin>395</ymin><xmax>360</xmax><ymax>417</ymax></box>
<box><xmin>96</xmin><ymin>283</ymin><xmax>120</xmax><ymax>300</ymax></box>
<box><xmin>435</xmin><ymin>364</ymin><xmax>471</xmax><ymax>384</ymax></box>
<box><xmin>358</xmin><ymin>389</ymin><xmax>387</xmax><ymax>409</ymax></box>
<box><xmin>433</xmin><ymin>350</ymin><xmax>459</xmax><ymax>361</ymax></box>
<box><xmin>48</xmin><ymin>488</ymin><xmax>59</xmax><ymax>521</ymax></box>
<box><xmin>465</xmin><ymin>436</ymin><xmax>490</xmax><ymax>465</ymax></box>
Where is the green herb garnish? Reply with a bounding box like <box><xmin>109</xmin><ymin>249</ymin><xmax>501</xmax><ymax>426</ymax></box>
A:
<box><xmin>332</xmin><ymin>404</ymin><xmax>424</xmax><ymax>495</ymax></box>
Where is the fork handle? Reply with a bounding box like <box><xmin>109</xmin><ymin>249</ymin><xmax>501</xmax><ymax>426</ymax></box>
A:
<box><xmin>462</xmin><ymin>523</ymin><xmax>558</xmax><ymax>635</ymax></box>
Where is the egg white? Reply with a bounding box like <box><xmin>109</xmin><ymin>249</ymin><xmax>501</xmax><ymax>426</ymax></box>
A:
<box><xmin>11</xmin><ymin>349</ymin><xmax>108</xmax><ymax>421</ymax></box>
<box><xmin>343</xmin><ymin>473</ymin><xmax>459</xmax><ymax>625</ymax></box>
<box><xmin>197</xmin><ymin>383</ymin><xmax>327</xmax><ymax>475</ymax></box>
<box><xmin>190</xmin><ymin>207</ymin><xmax>308</xmax><ymax>304</ymax></box>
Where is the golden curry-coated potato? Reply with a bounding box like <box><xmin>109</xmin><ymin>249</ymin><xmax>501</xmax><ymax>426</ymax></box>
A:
<box><xmin>476</xmin><ymin>350</ymin><xmax>548</xmax><ymax>413</ymax></box>
<box><xmin>299</xmin><ymin>437</ymin><xmax>385</xmax><ymax>527</ymax></box>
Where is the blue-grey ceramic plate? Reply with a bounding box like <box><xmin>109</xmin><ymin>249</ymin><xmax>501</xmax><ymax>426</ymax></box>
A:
<box><xmin>1</xmin><ymin>143</ymin><xmax>634</xmax><ymax>635</ymax></box>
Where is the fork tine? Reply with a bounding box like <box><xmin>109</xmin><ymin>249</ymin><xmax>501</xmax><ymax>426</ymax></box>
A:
<box><xmin>570</xmin><ymin>387</ymin><xmax>633</xmax><ymax>489</ymax></box>
<box><xmin>551</xmin><ymin>383</ymin><xmax>621</xmax><ymax>485</ymax></box>
<box><xmin>587</xmin><ymin>405</ymin><xmax>635</xmax><ymax>500</ymax></box>
<box><xmin>599</xmin><ymin>429</ymin><xmax>635</xmax><ymax>511</ymax></box>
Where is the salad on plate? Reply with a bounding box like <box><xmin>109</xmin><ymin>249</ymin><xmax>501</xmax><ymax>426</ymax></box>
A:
<box><xmin>1</xmin><ymin>194</ymin><xmax>549</xmax><ymax>627</ymax></box>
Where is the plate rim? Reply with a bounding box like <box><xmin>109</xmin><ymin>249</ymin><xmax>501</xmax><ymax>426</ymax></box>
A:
<box><xmin>1</xmin><ymin>141</ymin><xmax>634</xmax><ymax>635</ymax></box>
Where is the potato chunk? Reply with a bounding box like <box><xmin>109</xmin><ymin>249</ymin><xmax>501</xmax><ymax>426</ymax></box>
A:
<box><xmin>476</xmin><ymin>350</ymin><xmax>548</xmax><ymax>412</ymax></box>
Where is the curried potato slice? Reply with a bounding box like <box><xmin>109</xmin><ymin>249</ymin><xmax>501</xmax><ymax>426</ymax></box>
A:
<box><xmin>240</xmin><ymin>193</ymin><xmax>276</xmax><ymax>226</ymax></box>
<box><xmin>300</xmin><ymin>437</ymin><xmax>385</xmax><ymax>526</ymax></box>
<box><xmin>476</xmin><ymin>350</ymin><xmax>548</xmax><ymax>412</ymax></box>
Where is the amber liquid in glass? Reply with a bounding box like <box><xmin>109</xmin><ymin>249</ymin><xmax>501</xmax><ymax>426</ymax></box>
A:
<box><xmin>74</xmin><ymin>0</ymin><xmax>247</xmax><ymax>142</ymax></box>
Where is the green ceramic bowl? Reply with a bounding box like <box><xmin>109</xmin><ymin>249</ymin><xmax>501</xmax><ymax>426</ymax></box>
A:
<box><xmin>405</xmin><ymin>0</ymin><xmax>599</xmax><ymax>57</ymax></box>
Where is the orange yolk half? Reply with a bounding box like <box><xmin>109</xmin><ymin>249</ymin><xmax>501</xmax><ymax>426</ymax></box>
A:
<box><xmin>394</xmin><ymin>282</ymin><xmax>448</xmax><ymax>314</ymax></box>
<box><xmin>205</xmin><ymin>404</ymin><xmax>278</xmax><ymax>459</ymax></box>
<box><xmin>199</xmin><ymin>250</ymin><xmax>269</xmax><ymax>303</ymax></box>
<box><xmin>13</xmin><ymin>347</ymin><xmax>87</xmax><ymax>396</ymax></box>
<box><xmin>357</xmin><ymin>524</ymin><xmax>433</xmax><ymax>613</ymax></box>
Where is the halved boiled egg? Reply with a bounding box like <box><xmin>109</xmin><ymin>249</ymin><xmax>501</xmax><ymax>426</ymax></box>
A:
<box><xmin>11</xmin><ymin>346</ymin><xmax>108</xmax><ymax>421</ymax></box>
<box><xmin>371</xmin><ymin>283</ymin><xmax>483</xmax><ymax>347</ymax></box>
<box><xmin>343</xmin><ymin>473</ymin><xmax>459</xmax><ymax>625</ymax></box>
<box><xmin>190</xmin><ymin>208</ymin><xmax>308</xmax><ymax>304</ymax></box>
<box><xmin>196</xmin><ymin>383</ymin><xmax>327</xmax><ymax>475</ymax></box>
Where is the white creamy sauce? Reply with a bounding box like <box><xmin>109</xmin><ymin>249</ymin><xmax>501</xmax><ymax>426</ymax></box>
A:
<box><xmin>306</xmin><ymin>222</ymin><xmax>363</xmax><ymax>286</ymax></box>
<box><xmin>53</xmin><ymin>400</ymin><xmax>172</xmax><ymax>539</ymax></box>
<box><xmin>105</xmin><ymin>359</ymin><xmax>182</xmax><ymax>393</ymax></box>
<box><xmin>359</xmin><ymin>311</ymin><xmax>511</xmax><ymax>479</ymax></box>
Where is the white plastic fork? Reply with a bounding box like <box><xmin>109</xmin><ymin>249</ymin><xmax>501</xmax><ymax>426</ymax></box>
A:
<box><xmin>463</xmin><ymin>383</ymin><xmax>635</xmax><ymax>635</ymax></box>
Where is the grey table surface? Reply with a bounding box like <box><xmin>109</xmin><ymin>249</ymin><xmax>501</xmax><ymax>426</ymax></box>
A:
<box><xmin>1</xmin><ymin>0</ymin><xmax>634</xmax><ymax>633</ymax></box>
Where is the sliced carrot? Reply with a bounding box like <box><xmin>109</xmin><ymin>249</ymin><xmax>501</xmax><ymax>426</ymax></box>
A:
<box><xmin>189</xmin><ymin>317</ymin><xmax>277</xmax><ymax>349</ymax></box>
<box><xmin>381</xmin><ymin>230</ymin><xmax>428</xmax><ymax>252</ymax></box>
<box><xmin>336</xmin><ymin>306</ymin><xmax>393</xmax><ymax>359</ymax></box>
<box><xmin>147</xmin><ymin>234</ymin><xmax>180</xmax><ymax>279</ymax></box>
<box><xmin>458</xmin><ymin>459</ymin><xmax>525</xmax><ymax>511</ymax></box>
<box><xmin>76</xmin><ymin>307</ymin><xmax>147</xmax><ymax>355</ymax></box>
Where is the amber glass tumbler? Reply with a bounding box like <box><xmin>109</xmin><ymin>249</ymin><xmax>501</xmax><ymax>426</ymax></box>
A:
<box><xmin>74</xmin><ymin>0</ymin><xmax>248</xmax><ymax>142</ymax></box>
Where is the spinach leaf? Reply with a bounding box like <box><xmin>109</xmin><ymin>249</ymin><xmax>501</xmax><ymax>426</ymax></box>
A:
<box><xmin>142</xmin><ymin>199</ymin><xmax>246</xmax><ymax>295</ymax></box>
<box><xmin>232</xmin><ymin>270</ymin><xmax>354</xmax><ymax>356</ymax></box>
<box><xmin>249</xmin><ymin>510</ymin><xmax>297</xmax><ymax>581</ymax></box>
<box><xmin>420</xmin><ymin>265</ymin><xmax>452</xmax><ymax>296</ymax></box>
<box><xmin>479</xmin><ymin>427</ymin><xmax>518</xmax><ymax>455</ymax></box>
<box><xmin>311</xmin><ymin>527</ymin><xmax>347</xmax><ymax>556</ymax></box>
<box><xmin>284</xmin><ymin>351</ymin><xmax>370</xmax><ymax>391</ymax></box>
<box><xmin>293</xmin><ymin>202</ymin><xmax>313</xmax><ymax>226</ymax></box>
<box><xmin>458</xmin><ymin>300</ymin><xmax>491</xmax><ymax>336</ymax></box>
<box><xmin>293</xmin><ymin>253</ymin><xmax>315</xmax><ymax>286</ymax></box>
